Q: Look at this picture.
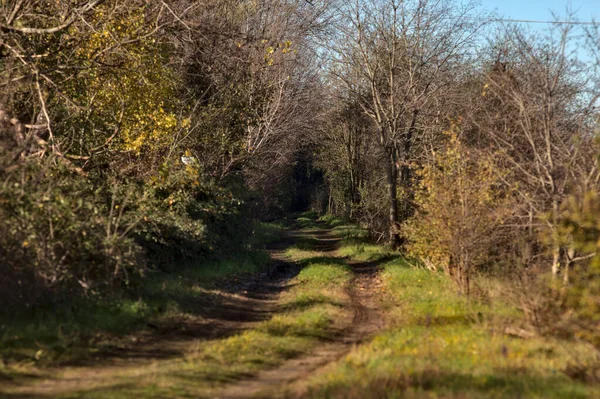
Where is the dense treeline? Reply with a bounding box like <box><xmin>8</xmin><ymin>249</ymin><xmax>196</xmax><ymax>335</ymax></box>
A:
<box><xmin>2</xmin><ymin>0</ymin><xmax>599</xmax><ymax>351</ymax></box>
<box><xmin>314</xmin><ymin>0</ymin><xmax>600</xmax><ymax>348</ymax></box>
<box><xmin>0</xmin><ymin>0</ymin><xmax>330</xmax><ymax>307</ymax></box>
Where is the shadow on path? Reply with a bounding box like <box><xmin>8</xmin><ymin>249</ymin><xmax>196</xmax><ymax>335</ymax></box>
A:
<box><xmin>213</xmin><ymin>223</ymin><xmax>388</xmax><ymax>399</ymax></box>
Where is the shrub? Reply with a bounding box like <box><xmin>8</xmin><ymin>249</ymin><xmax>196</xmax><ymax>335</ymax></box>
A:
<box><xmin>0</xmin><ymin>155</ymin><xmax>144</xmax><ymax>308</ymax></box>
<box><xmin>404</xmin><ymin>125</ymin><xmax>514</xmax><ymax>294</ymax></box>
<box><xmin>135</xmin><ymin>162</ymin><xmax>250</xmax><ymax>271</ymax></box>
<box><xmin>556</xmin><ymin>192</ymin><xmax>600</xmax><ymax>349</ymax></box>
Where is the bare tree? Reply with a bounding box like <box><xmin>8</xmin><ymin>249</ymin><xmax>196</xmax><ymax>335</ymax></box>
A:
<box><xmin>316</xmin><ymin>86</ymin><xmax>372</xmax><ymax>216</ymax></box>
<box><xmin>161</xmin><ymin>0</ymin><xmax>333</xmax><ymax>184</ymax></box>
<box><xmin>330</xmin><ymin>0</ymin><xmax>484</xmax><ymax>245</ymax></box>
<box><xmin>476</xmin><ymin>23</ymin><xmax>600</xmax><ymax>281</ymax></box>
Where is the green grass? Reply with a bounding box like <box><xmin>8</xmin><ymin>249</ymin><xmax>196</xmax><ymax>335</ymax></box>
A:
<box><xmin>249</xmin><ymin>221</ymin><xmax>287</xmax><ymax>247</ymax></box>
<box><xmin>296</xmin><ymin>217</ymin><xmax>318</xmax><ymax>229</ymax></box>
<box><xmin>293</xmin><ymin>236</ymin><xmax>321</xmax><ymax>251</ymax></box>
<box><xmin>292</xmin><ymin>211</ymin><xmax>324</xmax><ymax>230</ymax></box>
<box><xmin>15</xmin><ymin>215</ymin><xmax>595</xmax><ymax>398</ymax></box>
<box><xmin>282</xmin><ymin>292</ymin><xmax>345</xmax><ymax>312</ymax></box>
<box><xmin>44</xmin><ymin>324</ymin><xmax>325</xmax><ymax>399</ymax></box>
<box><xmin>285</xmin><ymin>247</ymin><xmax>321</xmax><ymax>261</ymax></box>
<box><xmin>319</xmin><ymin>214</ymin><xmax>347</xmax><ymax>228</ymax></box>
<box><xmin>330</xmin><ymin>223</ymin><xmax>368</xmax><ymax>239</ymax></box>
<box><xmin>296</xmin><ymin>259</ymin><xmax>351</xmax><ymax>287</ymax></box>
<box><xmin>300</xmin><ymin>258</ymin><xmax>600</xmax><ymax>399</ymax></box>
<box><xmin>337</xmin><ymin>241</ymin><xmax>393</xmax><ymax>262</ymax></box>
<box><xmin>319</xmin><ymin>217</ymin><xmax>395</xmax><ymax>263</ymax></box>
<box><xmin>333</xmin><ymin>228</ymin><xmax>394</xmax><ymax>263</ymax></box>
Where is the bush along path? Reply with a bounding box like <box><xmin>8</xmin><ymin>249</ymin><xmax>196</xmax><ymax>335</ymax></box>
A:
<box><xmin>2</xmin><ymin>213</ymin><xmax>600</xmax><ymax>399</ymax></box>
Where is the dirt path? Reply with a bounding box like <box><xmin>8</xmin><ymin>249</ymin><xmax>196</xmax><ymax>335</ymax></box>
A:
<box><xmin>1</xmin><ymin>223</ymin><xmax>385</xmax><ymax>399</ymax></box>
<box><xmin>214</xmin><ymin>229</ymin><xmax>385</xmax><ymax>399</ymax></box>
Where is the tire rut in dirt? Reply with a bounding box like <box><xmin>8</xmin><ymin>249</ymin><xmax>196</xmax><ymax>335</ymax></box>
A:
<box><xmin>214</xmin><ymin>256</ymin><xmax>385</xmax><ymax>399</ymax></box>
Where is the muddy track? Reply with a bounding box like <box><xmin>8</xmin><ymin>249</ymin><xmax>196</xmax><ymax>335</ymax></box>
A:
<box><xmin>214</xmin><ymin>230</ymin><xmax>385</xmax><ymax>399</ymax></box>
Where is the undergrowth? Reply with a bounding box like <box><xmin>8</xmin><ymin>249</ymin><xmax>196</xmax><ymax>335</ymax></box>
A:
<box><xmin>0</xmin><ymin>226</ymin><xmax>278</xmax><ymax>367</ymax></box>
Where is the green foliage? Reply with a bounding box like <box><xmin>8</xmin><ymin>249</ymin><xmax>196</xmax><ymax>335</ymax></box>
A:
<box><xmin>0</xmin><ymin>148</ymin><xmax>253</xmax><ymax>307</ymax></box>
<box><xmin>135</xmin><ymin>162</ymin><xmax>250</xmax><ymax>271</ymax></box>
<box><xmin>0</xmin><ymin>0</ymin><xmax>198</xmax><ymax>306</ymax></box>
<box><xmin>0</xmin><ymin>0</ymin><xmax>314</xmax><ymax>314</ymax></box>
<box><xmin>555</xmin><ymin>192</ymin><xmax>600</xmax><ymax>349</ymax></box>
<box><xmin>0</xmin><ymin>157</ymin><xmax>144</xmax><ymax>307</ymax></box>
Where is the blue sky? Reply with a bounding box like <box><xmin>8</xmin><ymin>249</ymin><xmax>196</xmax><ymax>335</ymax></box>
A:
<box><xmin>480</xmin><ymin>0</ymin><xmax>599</xmax><ymax>22</ymax></box>
<box><xmin>477</xmin><ymin>1</ymin><xmax>599</xmax><ymax>63</ymax></box>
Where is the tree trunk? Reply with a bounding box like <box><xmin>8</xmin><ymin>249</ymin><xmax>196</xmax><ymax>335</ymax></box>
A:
<box><xmin>551</xmin><ymin>245</ymin><xmax>561</xmax><ymax>276</ymax></box>
<box><xmin>399</xmin><ymin>163</ymin><xmax>410</xmax><ymax>221</ymax></box>
<box><xmin>398</xmin><ymin>110</ymin><xmax>418</xmax><ymax>222</ymax></box>
<box><xmin>550</xmin><ymin>200</ymin><xmax>562</xmax><ymax>278</ymax></box>
<box><xmin>563</xmin><ymin>247</ymin><xmax>575</xmax><ymax>285</ymax></box>
<box><xmin>385</xmin><ymin>151</ymin><xmax>400</xmax><ymax>247</ymax></box>
<box><xmin>349</xmin><ymin>166</ymin><xmax>357</xmax><ymax>216</ymax></box>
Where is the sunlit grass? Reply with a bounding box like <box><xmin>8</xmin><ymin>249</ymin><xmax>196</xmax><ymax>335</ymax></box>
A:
<box><xmin>325</xmin><ymin>220</ymin><xmax>393</xmax><ymax>263</ymax></box>
<box><xmin>69</xmin><ymin>263</ymin><xmax>348</xmax><ymax>399</ymax></box>
<box><xmin>51</xmin><ymin>326</ymin><xmax>321</xmax><ymax>399</ymax></box>
<box><xmin>282</xmin><ymin>292</ymin><xmax>345</xmax><ymax>312</ymax></box>
<box><xmin>296</xmin><ymin>260</ymin><xmax>351</xmax><ymax>287</ymax></box>
<box><xmin>300</xmin><ymin>257</ymin><xmax>600</xmax><ymax>399</ymax></box>
<box><xmin>331</xmin><ymin>224</ymin><xmax>369</xmax><ymax>239</ymax></box>
<box><xmin>337</xmin><ymin>241</ymin><xmax>392</xmax><ymax>262</ymax></box>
